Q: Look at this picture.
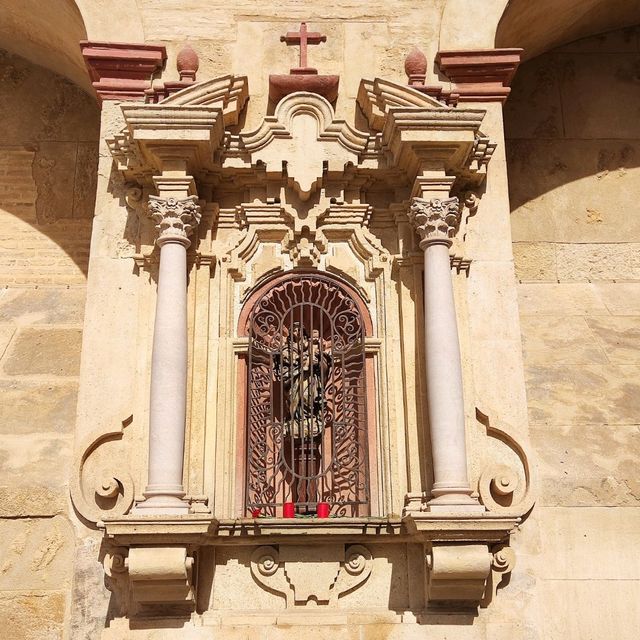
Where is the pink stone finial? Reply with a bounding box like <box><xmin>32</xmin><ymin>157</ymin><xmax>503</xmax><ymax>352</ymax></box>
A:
<box><xmin>177</xmin><ymin>44</ymin><xmax>199</xmax><ymax>83</ymax></box>
<box><xmin>405</xmin><ymin>47</ymin><xmax>427</xmax><ymax>86</ymax></box>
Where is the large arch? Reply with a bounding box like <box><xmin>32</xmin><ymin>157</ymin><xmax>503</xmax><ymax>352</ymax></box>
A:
<box><xmin>496</xmin><ymin>0</ymin><xmax>640</xmax><ymax>60</ymax></box>
<box><xmin>0</xmin><ymin>0</ymin><xmax>144</xmax><ymax>94</ymax></box>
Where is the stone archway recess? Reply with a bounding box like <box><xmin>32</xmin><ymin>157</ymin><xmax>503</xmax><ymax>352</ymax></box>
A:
<box><xmin>0</xmin><ymin>0</ymin><xmax>144</xmax><ymax>94</ymax></box>
<box><xmin>496</xmin><ymin>0</ymin><xmax>640</xmax><ymax>60</ymax></box>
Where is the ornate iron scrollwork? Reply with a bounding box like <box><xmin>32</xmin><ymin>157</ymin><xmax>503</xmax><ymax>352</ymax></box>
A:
<box><xmin>246</xmin><ymin>274</ymin><xmax>370</xmax><ymax>517</ymax></box>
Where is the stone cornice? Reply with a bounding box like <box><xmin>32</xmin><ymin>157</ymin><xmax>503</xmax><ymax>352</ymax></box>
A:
<box><xmin>107</xmin><ymin>75</ymin><xmax>249</xmax><ymax>178</ymax></box>
<box><xmin>107</xmin><ymin>75</ymin><xmax>494</xmax><ymax>209</ymax></box>
<box><xmin>436</xmin><ymin>49</ymin><xmax>522</xmax><ymax>103</ymax></box>
<box><xmin>435</xmin><ymin>48</ymin><xmax>523</xmax><ymax>103</ymax></box>
<box><xmin>101</xmin><ymin>514</ymin><xmax>519</xmax><ymax>545</ymax></box>
<box><xmin>80</xmin><ymin>41</ymin><xmax>167</xmax><ymax>104</ymax></box>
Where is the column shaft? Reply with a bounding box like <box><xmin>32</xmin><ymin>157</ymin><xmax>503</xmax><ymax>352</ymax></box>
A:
<box><xmin>423</xmin><ymin>242</ymin><xmax>471</xmax><ymax>501</ymax></box>
<box><xmin>408</xmin><ymin>194</ymin><xmax>481</xmax><ymax>512</ymax></box>
<box><xmin>135</xmin><ymin>194</ymin><xmax>201</xmax><ymax>515</ymax></box>
<box><xmin>146</xmin><ymin>240</ymin><xmax>189</xmax><ymax>504</ymax></box>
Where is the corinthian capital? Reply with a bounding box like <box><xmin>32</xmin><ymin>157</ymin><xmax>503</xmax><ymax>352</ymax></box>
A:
<box><xmin>409</xmin><ymin>196</ymin><xmax>461</xmax><ymax>248</ymax></box>
<box><xmin>147</xmin><ymin>195</ymin><xmax>202</xmax><ymax>246</ymax></box>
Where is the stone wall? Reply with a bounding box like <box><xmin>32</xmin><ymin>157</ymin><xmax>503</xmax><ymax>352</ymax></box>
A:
<box><xmin>0</xmin><ymin>49</ymin><xmax>99</xmax><ymax>639</ymax></box>
<box><xmin>505</xmin><ymin>26</ymin><xmax>640</xmax><ymax>639</ymax></box>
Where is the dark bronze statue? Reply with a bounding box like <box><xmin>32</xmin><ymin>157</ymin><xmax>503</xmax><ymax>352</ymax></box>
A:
<box><xmin>276</xmin><ymin>322</ymin><xmax>332</xmax><ymax>439</ymax></box>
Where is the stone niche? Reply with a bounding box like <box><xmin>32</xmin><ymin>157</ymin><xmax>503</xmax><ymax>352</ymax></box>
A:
<box><xmin>71</xmin><ymin>70</ymin><xmax>535</xmax><ymax>636</ymax></box>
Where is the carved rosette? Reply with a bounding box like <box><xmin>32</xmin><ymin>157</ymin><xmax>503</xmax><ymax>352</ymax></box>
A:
<box><xmin>147</xmin><ymin>195</ymin><xmax>202</xmax><ymax>246</ymax></box>
<box><xmin>409</xmin><ymin>196</ymin><xmax>461</xmax><ymax>248</ymax></box>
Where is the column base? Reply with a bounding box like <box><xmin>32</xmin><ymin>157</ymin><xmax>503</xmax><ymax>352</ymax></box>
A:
<box><xmin>426</xmin><ymin>491</ymin><xmax>485</xmax><ymax>514</ymax></box>
<box><xmin>132</xmin><ymin>486</ymin><xmax>190</xmax><ymax>515</ymax></box>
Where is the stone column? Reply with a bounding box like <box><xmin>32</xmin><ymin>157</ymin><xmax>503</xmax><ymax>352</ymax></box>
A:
<box><xmin>135</xmin><ymin>194</ymin><xmax>201</xmax><ymax>514</ymax></box>
<box><xmin>408</xmin><ymin>195</ymin><xmax>481</xmax><ymax>511</ymax></box>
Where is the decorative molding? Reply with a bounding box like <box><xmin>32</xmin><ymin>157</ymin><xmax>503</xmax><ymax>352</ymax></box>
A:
<box><xmin>250</xmin><ymin>544</ymin><xmax>372</xmax><ymax>607</ymax></box>
<box><xmin>357</xmin><ymin>77</ymin><xmax>449</xmax><ymax>131</ymax></box>
<box><xmin>103</xmin><ymin>545</ymin><xmax>196</xmax><ymax>616</ymax></box>
<box><xmin>159</xmin><ymin>74</ymin><xmax>249</xmax><ymax>127</ymax></box>
<box><xmin>435</xmin><ymin>49</ymin><xmax>523</xmax><ymax>104</ymax></box>
<box><xmin>408</xmin><ymin>196</ymin><xmax>461</xmax><ymax>248</ymax></box>
<box><xmin>476</xmin><ymin>409</ymin><xmax>537</xmax><ymax>519</ymax></box>
<box><xmin>70</xmin><ymin>418</ymin><xmax>135</xmax><ymax>525</ymax></box>
<box><xmin>107</xmin><ymin>74</ymin><xmax>249</xmax><ymax>180</ymax></box>
<box><xmin>80</xmin><ymin>41</ymin><xmax>167</xmax><ymax>104</ymax></box>
<box><xmin>427</xmin><ymin>544</ymin><xmax>492</xmax><ymax>602</ymax></box>
<box><xmin>147</xmin><ymin>195</ymin><xmax>202</xmax><ymax>246</ymax></box>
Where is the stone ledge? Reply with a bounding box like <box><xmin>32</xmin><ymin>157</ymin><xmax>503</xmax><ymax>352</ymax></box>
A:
<box><xmin>101</xmin><ymin>514</ymin><xmax>518</xmax><ymax>545</ymax></box>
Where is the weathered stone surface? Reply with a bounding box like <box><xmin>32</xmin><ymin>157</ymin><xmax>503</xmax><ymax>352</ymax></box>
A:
<box><xmin>2</xmin><ymin>327</ymin><xmax>82</xmax><ymax>376</ymax></box>
<box><xmin>585</xmin><ymin>316</ymin><xmax>640</xmax><ymax>363</ymax></box>
<box><xmin>504</xmin><ymin>53</ymin><xmax>564</xmax><ymax>140</ymax></box>
<box><xmin>595</xmin><ymin>283</ymin><xmax>640</xmax><ymax>316</ymax></box>
<box><xmin>0</xmin><ymin>49</ymin><xmax>99</xmax><ymax>145</ymax></box>
<box><xmin>513</xmin><ymin>242</ymin><xmax>557</xmax><ymax>281</ymax></box>
<box><xmin>0</xmin><ymin>486</ymin><xmax>67</xmax><ymax>517</ymax></box>
<box><xmin>0</xmin><ymin>380</ymin><xmax>78</xmax><ymax>433</ymax></box>
<box><xmin>72</xmin><ymin>143</ymin><xmax>99</xmax><ymax>219</ymax></box>
<box><xmin>554</xmin><ymin>25</ymin><xmax>639</xmax><ymax>54</ymax></box>
<box><xmin>0</xmin><ymin>323</ymin><xmax>15</xmax><ymax>355</ymax></box>
<box><xmin>525</xmin><ymin>363</ymin><xmax>640</xmax><ymax>425</ymax></box>
<box><xmin>508</xmin><ymin>139</ymin><xmax>640</xmax><ymax>243</ymax></box>
<box><xmin>560</xmin><ymin>52</ymin><xmax>640</xmax><ymax>140</ymax></box>
<box><xmin>69</xmin><ymin>534</ymin><xmax>112</xmax><ymax>640</ymax></box>
<box><xmin>0</xmin><ymin>591</ymin><xmax>66</xmax><ymax>640</ymax></box>
<box><xmin>0</xmin><ymin>287</ymin><xmax>86</xmax><ymax>325</ymax></box>
<box><xmin>0</xmin><ymin>517</ymin><xmax>75</xmax><ymax>590</ymax></box>
<box><xmin>33</xmin><ymin>142</ymin><xmax>77</xmax><ymax>223</ymax></box>
<box><xmin>556</xmin><ymin>242</ymin><xmax>640</xmax><ymax>281</ymax></box>
<box><xmin>517</xmin><ymin>283</ymin><xmax>609</xmax><ymax>316</ymax></box>
<box><xmin>537</xmin><ymin>507</ymin><xmax>640</xmax><ymax>579</ymax></box>
<box><xmin>0</xmin><ymin>434</ymin><xmax>73</xmax><ymax>486</ymax></box>
<box><xmin>520</xmin><ymin>315</ymin><xmax>607</xmax><ymax>365</ymax></box>
<box><xmin>531</xmin><ymin>424</ymin><xmax>640</xmax><ymax>506</ymax></box>
<box><xmin>538</xmin><ymin>579</ymin><xmax>640</xmax><ymax>640</ymax></box>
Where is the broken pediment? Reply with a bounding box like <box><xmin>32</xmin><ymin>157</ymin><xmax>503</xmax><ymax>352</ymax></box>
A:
<box><xmin>109</xmin><ymin>74</ymin><xmax>493</xmax><ymax>198</ymax></box>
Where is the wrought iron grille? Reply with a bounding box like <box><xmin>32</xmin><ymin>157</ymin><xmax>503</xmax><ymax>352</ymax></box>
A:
<box><xmin>245</xmin><ymin>274</ymin><xmax>370</xmax><ymax>517</ymax></box>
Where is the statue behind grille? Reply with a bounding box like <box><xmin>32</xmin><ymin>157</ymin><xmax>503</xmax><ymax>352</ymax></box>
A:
<box><xmin>245</xmin><ymin>274</ymin><xmax>370</xmax><ymax>517</ymax></box>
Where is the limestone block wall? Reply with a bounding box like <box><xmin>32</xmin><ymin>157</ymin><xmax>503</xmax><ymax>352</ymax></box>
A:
<box><xmin>0</xmin><ymin>49</ymin><xmax>99</xmax><ymax>639</ymax></box>
<box><xmin>505</xmin><ymin>26</ymin><xmax>640</xmax><ymax>639</ymax></box>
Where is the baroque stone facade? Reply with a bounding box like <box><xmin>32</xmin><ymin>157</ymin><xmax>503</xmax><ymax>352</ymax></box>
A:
<box><xmin>0</xmin><ymin>2</ymin><xmax>639</xmax><ymax>640</ymax></box>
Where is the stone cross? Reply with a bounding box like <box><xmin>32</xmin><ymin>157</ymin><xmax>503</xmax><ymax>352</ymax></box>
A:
<box><xmin>280</xmin><ymin>22</ymin><xmax>327</xmax><ymax>72</ymax></box>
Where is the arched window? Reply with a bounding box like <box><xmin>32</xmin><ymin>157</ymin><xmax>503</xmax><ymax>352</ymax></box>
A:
<box><xmin>243</xmin><ymin>273</ymin><xmax>370</xmax><ymax>517</ymax></box>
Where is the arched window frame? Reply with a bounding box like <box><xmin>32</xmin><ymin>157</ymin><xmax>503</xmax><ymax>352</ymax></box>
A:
<box><xmin>236</xmin><ymin>270</ymin><xmax>378</xmax><ymax>518</ymax></box>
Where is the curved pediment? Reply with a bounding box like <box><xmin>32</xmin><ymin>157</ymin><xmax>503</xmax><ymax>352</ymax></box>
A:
<box><xmin>233</xmin><ymin>92</ymin><xmax>373</xmax><ymax>199</ymax></box>
<box><xmin>159</xmin><ymin>74</ymin><xmax>249</xmax><ymax>126</ymax></box>
<box><xmin>357</xmin><ymin>78</ymin><xmax>449</xmax><ymax>131</ymax></box>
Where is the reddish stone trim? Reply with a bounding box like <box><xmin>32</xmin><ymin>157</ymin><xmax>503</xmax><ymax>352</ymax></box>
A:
<box><xmin>268</xmin><ymin>74</ymin><xmax>339</xmax><ymax>104</ymax></box>
<box><xmin>403</xmin><ymin>47</ymin><xmax>458</xmax><ymax>106</ymax></box>
<box><xmin>435</xmin><ymin>48</ymin><xmax>522</xmax><ymax>103</ymax></box>
<box><xmin>80</xmin><ymin>41</ymin><xmax>167</xmax><ymax>104</ymax></box>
